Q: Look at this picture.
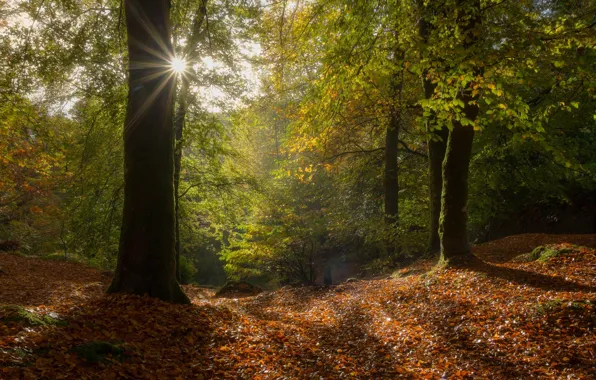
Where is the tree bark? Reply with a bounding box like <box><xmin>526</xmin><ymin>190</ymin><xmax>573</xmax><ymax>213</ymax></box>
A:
<box><xmin>173</xmin><ymin>78</ymin><xmax>187</xmax><ymax>283</ymax></box>
<box><xmin>384</xmin><ymin>48</ymin><xmax>405</xmax><ymax>256</ymax></box>
<box><xmin>439</xmin><ymin>119</ymin><xmax>475</xmax><ymax>261</ymax></box>
<box><xmin>418</xmin><ymin>0</ymin><xmax>447</xmax><ymax>255</ymax></box>
<box><xmin>384</xmin><ymin>110</ymin><xmax>399</xmax><ymax>249</ymax></box>
<box><xmin>439</xmin><ymin>0</ymin><xmax>481</xmax><ymax>264</ymax></box>
<box><xmin>384</xmin><ymin>111</ymin><xmax>399</xmax><ymax>226</ymax></box>
<box><xmin>108</xmin><ymin>0</ymin><xmax>189</xmax><ymax>304</ymax></box>
<box><xmin>428</xmin><ymin>127</ymin><xmax>448</xmax><ymax>254</ymax></box>
<box><xmin>173</xmin><ymin>1</ymin><xmax>207</xmax><ymax>283</ymax></box>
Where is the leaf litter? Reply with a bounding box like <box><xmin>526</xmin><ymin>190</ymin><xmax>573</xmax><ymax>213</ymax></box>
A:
<box><xmin>1</xmin><ymin>233</ymin><xmax>595</xmax><ymax>379</ymax></box>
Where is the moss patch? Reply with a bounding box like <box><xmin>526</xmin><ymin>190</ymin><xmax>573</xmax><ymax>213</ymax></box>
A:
<box><xmin>534</xmin><ymin>299</ymin><xmax>594</xmax><ymax>315</ymax></box>
<box><xmin>70</xmin><ymin>341</ymin><xmax>130</xmax><ymax>364</ymax></box>
<box><xmin>0</xmin><ymin>305</ymin><xmax>67</xmax><ymax>326</ymax></box>
<box><xmin>39</xmin><ymin>252</ymin><xmax>85</xmax><ymax>264</ymax></box>
<box><xmin>512</xmin><ymin>244</ymin><xmax>576</xmax><ymax>263</ymax></box>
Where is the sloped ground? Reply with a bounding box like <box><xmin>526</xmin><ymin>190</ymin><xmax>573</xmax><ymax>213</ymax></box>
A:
<box><xmin>1</xmin><ymin>234</ymin><xmax>595</xmax><ymax>379</ymax></box>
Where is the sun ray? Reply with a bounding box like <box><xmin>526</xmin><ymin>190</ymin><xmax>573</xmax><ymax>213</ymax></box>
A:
<box><xmin>125</xmin><ymin>71</ymin><xmax>176</xmax><ymax>136</ymax></box>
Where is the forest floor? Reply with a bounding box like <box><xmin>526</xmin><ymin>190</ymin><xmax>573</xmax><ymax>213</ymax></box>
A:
<box><xmin>1</xmin><ymin>233</ymin><xmax>595</xmax><ymax>379</ymax></box>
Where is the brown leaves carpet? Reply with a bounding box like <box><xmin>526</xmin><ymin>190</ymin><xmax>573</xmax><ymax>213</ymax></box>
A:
<box><xmin>1</xmin><ymin>233</ymin><xmax>595</xmax><ymax>379</ymax></box>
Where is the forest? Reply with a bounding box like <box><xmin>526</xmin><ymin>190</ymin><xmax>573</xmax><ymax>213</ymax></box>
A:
<box><xmin>0</xmin><ymin>0</ymin><xmax>595</xmax><ymax>378</ymax></box>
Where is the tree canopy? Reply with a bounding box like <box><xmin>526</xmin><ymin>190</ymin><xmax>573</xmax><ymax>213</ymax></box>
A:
<box><xmin>0</xmin><ymin>0</ymin><xmax>594</xmax><ymax>287</ymax></box>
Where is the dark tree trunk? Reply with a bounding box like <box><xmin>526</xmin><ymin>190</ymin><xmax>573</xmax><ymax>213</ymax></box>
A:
<box><xmin>439</xmin><ymin>120</ymin><xmax>476</xmax><ymax>261</ymax></box>
<box><xmin>384</xmin><ymin>112</ymin><xmax>399</xmax><ymax>227</ymax></box>
<box><xmin>108</xmin><ymin>0</ymin><xmax>189</xmax><ymax>304</ymax></box>
<box><xmin>384</xmin><ymin>50</ymin><xmax>404</xmax><ymax>256</ymax></box>
<box><xmin>419</xmin><ymin>0</ymin><xmax>447</xmax><ymax>255</ymax></box>
<box><xmin>427</xmin><ymin>126</ymin><xmax>448</xmax><ymax>254</ymax></box>
<box><xmin>439</xmin><ymin>0</ymin><xmax>481</xmax><ymax>264</ymax></box>
<box><xmin>174</xmin><ymin>78</ymin><xmax>188</xmax><ymax>284</ymax></box>
<box><xmin>384</xmin><ymin>110</ymin><xmax>400</xmax><ymax>255</ymax></box>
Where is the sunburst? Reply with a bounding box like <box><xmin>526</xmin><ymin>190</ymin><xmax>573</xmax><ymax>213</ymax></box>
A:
<box><xmin>170</xmin><ymin>57</ymin><xmax>187</xmax><ymax>74</ymax></box>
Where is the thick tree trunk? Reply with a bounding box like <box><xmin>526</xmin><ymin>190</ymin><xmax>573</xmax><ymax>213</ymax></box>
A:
<box><xmin>439</xmin><ymin>121</ymin><xmax>475</xmax><ymax>261</ymax></box>
<box><xmin>419</xmin><ymin>0</ymin><xmax>447</xmax><ymax>255</ymax></box>
<box><xmin>439</xmin><ymin>0</ymin><xmax>481</xmax><ymax>264</ymax></box>
<box><xmin>108</xmin><ymin>0</ymin><xmax>189</xmax><ymax>304</ymax></box>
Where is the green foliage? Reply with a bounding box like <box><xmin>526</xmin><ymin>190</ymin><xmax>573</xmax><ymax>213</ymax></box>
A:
<box><xmin>1</xmin><ymin>0</ymin><xmax>594</xmax><ymax>286</ymax></box>
<box><xmin>179</xmin><ymin>256</ymin><xmax>198</xmax><ymax>285</ymax></box>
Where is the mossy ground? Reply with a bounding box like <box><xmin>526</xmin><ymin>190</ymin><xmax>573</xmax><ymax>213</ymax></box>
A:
<box><xmin>512</xmin><ymin>244</ymin><xmax>579</xmax><ymax>263</ymax></box>
<box><xmin>534</xmin><ymin>299</ymin><xmax>595</xmax><ymax>315</ymax></box>
<box><xmin>0</xmin><ymin>305</ymin><xmax>67</xmax><ymax>326</ymax></box>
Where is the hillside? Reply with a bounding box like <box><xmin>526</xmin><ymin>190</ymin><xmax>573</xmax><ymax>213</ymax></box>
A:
<box><xmin>1</xmin><ymin>234</ymin><xmax>595</xmax><ymax>379</ymax></box>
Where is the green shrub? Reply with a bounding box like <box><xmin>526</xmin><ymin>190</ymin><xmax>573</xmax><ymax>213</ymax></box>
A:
<box><xmin>179</xmin><ymin>256</ymin><xmax>197</xmax><ymax>284</ymax></box>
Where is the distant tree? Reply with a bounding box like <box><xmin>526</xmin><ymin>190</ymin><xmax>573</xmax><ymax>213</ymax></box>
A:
<box><xmin>108</xmin><ymin>0</ymin><xmax>189</xmax><ymax>303</ymax></box>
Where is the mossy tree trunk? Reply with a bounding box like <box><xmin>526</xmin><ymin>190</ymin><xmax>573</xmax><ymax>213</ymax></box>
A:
<box><xmin>418</xmin><ymin>0</ymin><xmax>447</xmax><ymax>255</ymax></box>
<box><xmin>428</xmin><ymin>126</ymin><xmax>448</xmax><ymax>254</ymax></box>
<box><xmin>439</xmin><ymin>0</ymin><xmax>481</xmax><ymax>264</ymax></box>
<box><xmin>108</xmin><ymin>0</ymin><xmax>189</xmax><ymax>304</ymax></box>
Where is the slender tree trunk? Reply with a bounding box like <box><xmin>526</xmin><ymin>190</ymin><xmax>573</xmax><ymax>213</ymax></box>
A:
<box><xmin>108</xmin><ymin>0</ymin><xmax>189</xmax><ymax>304</ymax></box>
<box><xmin>173</xmin><ymin>78</ymin><xmax>188</xmax><ymax>284</ymax></box>
<box><xmin>427</xmin><ymin>125</ymin><xmax>448</xmax><ymax>254</ymax></box>
<box><xmin>418</xmin><ymin>0</ymin><xmax>447</xmax><ymax>255</ymax></box>
<box><xmin>384</xmin><ymin>49</ymin><xmax>405</xmax><ymax>256</ymax></box>
<box><xmin>384</xmin><ymin>111</ymin><xmax>399</xmax><ymax>242</ymax></box>
<box><xmin>173</xmin><ymin>1</ymin><xmax>207</xmax><ymax>283</ymax></box>
<box><xmin>439</xmin><ymin>0</ymin><xmax>481</xmax><ymax>264</ymax></box>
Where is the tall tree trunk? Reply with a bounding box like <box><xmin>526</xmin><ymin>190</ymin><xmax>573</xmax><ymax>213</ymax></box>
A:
<box><xmin>419</xmin><ymin>0</ymin><xmax>447</xmax><ymax>255</ymax></box>
<box><xmin>384</xmin><ymin>51</ymin><xmax>404</xmax><ymax>256</ymax></box>
<box><xmin>108</xmin><ymin>0</ymin><xmax>189</xmax><ymax>304</ymax></box>
<box><xmin>173</xmin><ymin>1</ymin><xmax>207</xmax><ymax>283</ymax></box>
<box><xmin>439</xmin><ymin>0</ymin><xmax>481</xmax><ymax>264</ymax></box>
<box><xmin>384</xmin><ymin>110</ymin><xmax>399</xmax><ymax>249</ymax></box>
<box><xmin>427</xmin><ymin>121</ymin><xmax>448</xmax><ymax>254</ymax></box>
<box><xmin>174</xmin><ymin>77</ymin><xmax>188</xmax><ymax>283</ymax></box>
